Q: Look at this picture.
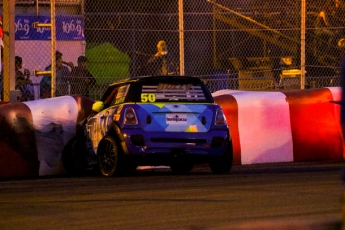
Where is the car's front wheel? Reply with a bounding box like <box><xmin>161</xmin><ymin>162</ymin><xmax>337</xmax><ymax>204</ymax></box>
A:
<box><xmin>97</xmin><ymin>136</ymin><xmax>120</xmax><ymax>177</ymax></box>
<box><xmin>209</xmin><ymin>141</ymin><xmax>233</xmax><ymax>174</ymax></box>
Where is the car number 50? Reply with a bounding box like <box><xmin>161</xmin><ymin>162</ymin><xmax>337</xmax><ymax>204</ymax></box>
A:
<box><xmin>141</xmin><ymin>93</ymin><xmax>156</xmax><ymax>102</ymax></box>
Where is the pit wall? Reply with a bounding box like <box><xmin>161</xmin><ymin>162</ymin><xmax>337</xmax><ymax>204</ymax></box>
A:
<box><xmin>212</xmin><ymin>87</ymin><xmax>343</xmax><ymax>166</ymax></box>
<box><xmin>0</xmin><ymin>87</ymin><xmax>343</xmax><ymax>178</ymax></box>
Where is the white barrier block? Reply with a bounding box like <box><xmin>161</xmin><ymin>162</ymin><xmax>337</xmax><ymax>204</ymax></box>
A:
<box><xmin>227</xmin><ymin>91</ymin><xmax>293</xmax><ymax>164</ymax></box>
<box><xmin>24</xmin><ymin>96</ymin><xmax>79</xmax><ymax>176</ymax></box>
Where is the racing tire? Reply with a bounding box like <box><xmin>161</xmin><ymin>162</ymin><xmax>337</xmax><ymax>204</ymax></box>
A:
<box><xmin>209</xmin><ymin>141</ymin><xmax>233</xmax><ymax>174</ymax></box>
<box><xmin>97</xmin><ymin>136</ymin><xmax>122</xmax><ymax>177</ymax></box>
<box><xmin>62</xmin><ymin>136</ymin><xmax>93</xmax><ymax>176</ymax></box>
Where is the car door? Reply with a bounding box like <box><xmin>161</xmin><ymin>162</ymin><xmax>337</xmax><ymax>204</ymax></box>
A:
<box><xmin>86</xmin><ymin>84</ymin><xmax>130</xmax><ymax>153</ymax></box>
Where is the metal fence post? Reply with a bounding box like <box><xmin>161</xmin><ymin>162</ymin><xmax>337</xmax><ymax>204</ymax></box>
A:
<box><xmin>178</xmin><ymin>0</ymin><xmax>185</xmax><ymax>76</ymax></box>
<box><xmin>3</xmin><ymin>0</ymin><xmax>15</xmax><ymax>102</ymax></box>
<box><xmin>301</xmin><ymin>0</ymin><xmax>306</xmax><ymax>89</ymax></box>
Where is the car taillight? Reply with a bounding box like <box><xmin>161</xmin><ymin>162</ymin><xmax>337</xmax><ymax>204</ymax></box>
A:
<box><xmin>215</xmin><ymin>108</ymin><xmax>227</xmax><ymax>126</ymax></box>
<box><xmin>124</xmin><ymin>107</ymin><xmax>138</xmax><ymax>125</ymax></box>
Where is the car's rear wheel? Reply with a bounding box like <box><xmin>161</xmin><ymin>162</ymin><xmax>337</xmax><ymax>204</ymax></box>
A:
<box><xmin>62</xmin><ymin>136</ymin><xmax>93</xmax><ymax>175</ymax></box>
<box><xmin>97</xmin><ymin>136</ymin><xmax>120</xmax><ymax>177</ymax></box>
<box><xmin>209</xmin><ymin>141</ymin><xmax>233</xmax><ymax>174</ymax></box>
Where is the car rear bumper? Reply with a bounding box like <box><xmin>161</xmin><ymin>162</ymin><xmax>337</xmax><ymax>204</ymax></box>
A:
<box><xmin>121</xmin><ymin>129</ymin><xmax>230</xmax><ymax>157</ymax></box>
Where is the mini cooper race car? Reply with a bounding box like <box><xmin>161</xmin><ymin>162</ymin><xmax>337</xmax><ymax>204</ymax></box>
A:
<box><xmin>62</xmin><ymin>75</ymin><xmax>233</xmax><ymax>176</ymax></box>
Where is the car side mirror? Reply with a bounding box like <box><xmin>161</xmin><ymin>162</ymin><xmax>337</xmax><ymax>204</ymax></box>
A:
<box><xmin>92</xmin><ymin>101</ymin><xmax>104</xmax><ymax>113</ymax></box>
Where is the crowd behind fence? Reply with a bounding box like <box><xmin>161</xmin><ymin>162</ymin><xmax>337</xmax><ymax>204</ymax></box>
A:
<box><xmin>5</xmin><ymin>66</ymin><xmax>341</xmax><ymax>102</ymax></box>
<box><xmin>0</xmin><ymin>0</ymin><xmax>344</xmax><ymax>101</ymax></box>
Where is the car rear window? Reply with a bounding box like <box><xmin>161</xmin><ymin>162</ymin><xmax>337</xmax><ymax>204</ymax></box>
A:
<box><xmin>101</xmin><ymin>77</ymin><xmax>214</xmax><ymax>105</ymax></box>
<box><xmin>136</xmin><ymin>81</ymin><xmax>213</xmax><ymax>103</ymax></box>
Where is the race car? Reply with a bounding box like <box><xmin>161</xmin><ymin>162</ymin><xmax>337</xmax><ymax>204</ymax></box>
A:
<box><xmin>62</xmin><ymin>75</ymin><xmax>233</xmax><ymax>176</ymax></box>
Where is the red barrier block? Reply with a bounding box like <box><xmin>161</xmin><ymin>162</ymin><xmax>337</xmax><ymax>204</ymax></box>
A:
<box><xmin>213</xmin><ymin>94</ymin><xmax>241</xmax><ymax>165</ymax></box>
<box><xmin>285</xmin><ymin>88</ymin><xmax>343</xmax><ymax>161</ymax></box>
<box><xmin>0</xmin><ymin>96</ymin><xmax>94</xmax><ymax>178</ymax></box>
<box><xmin>214</xmin><ymin>87</ymin><xmax>343</xmax><ymax>165</ymax></box>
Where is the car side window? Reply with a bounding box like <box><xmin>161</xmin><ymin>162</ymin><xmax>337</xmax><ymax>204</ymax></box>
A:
<box><xmin>103</xmin><ymin>87</ymin><xmax>119</xmax><ymax>109</ymax></box>
<box><xmin>110</xmin><ymin>84</ymin><xmax>129</xmax><ymax>106</ymax></box>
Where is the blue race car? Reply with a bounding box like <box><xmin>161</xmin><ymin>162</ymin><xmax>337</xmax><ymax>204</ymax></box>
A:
<box><xmin>62</xmin><ymin>76</ymin><xmax>233</xmax><ymax>176</ymax></box>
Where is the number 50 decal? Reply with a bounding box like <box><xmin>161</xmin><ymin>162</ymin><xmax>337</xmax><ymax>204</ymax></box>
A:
<box><xmin>141</xmin><ymin>93</ymin><xmax>156</xmax><ymax>102</ymax></box>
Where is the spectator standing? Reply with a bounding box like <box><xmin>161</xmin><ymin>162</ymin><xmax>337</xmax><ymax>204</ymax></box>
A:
<box><xmin>40</xmin><ymin>51</ymin><xmax>74</xmax><ymax>98</ymax></box>
<box><xmin>314</xmin><ymin>1</ymin><xmax>339</xmax><ymax>52</ymax></box>
<box><xmin>140</xmin><ymin>40</ymin><xmax>177</xmax><ymax>76</ymax></box>
<box><xmin>69</xmin><ymin>56</ymin><xmax>96</xmax><ymax>97</ymax></box>
<box><xmin>15</xmin><ymin>56</ymin><xmax>34</xmax><ymax>101</ymax></box>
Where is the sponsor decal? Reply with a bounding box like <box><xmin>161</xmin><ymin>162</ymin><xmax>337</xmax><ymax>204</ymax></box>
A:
<box><xmin>15</xmin><ymin>15</ymin><xmax>85</xmax><ymax>41</ymax></box>
<box><xmin>166</xmin><ymin>113</ymin><xmax>187</xmax><ymax>124</ymax></box>
<box><xmin>157</xmin><ymin>83</ymin><xmax>192</xmax><ymax>92</ymax></box>
<box><xmin>141</xmin><ymin>93</ymin><xmax>156</xmax><ymax>102</ymax></box>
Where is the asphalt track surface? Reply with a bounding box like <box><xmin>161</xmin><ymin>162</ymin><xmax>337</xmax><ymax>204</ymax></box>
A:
<box><xmin>0</xmin><ymin>161</ymin><xmax>345</xmax><ymax>230</ymax></box>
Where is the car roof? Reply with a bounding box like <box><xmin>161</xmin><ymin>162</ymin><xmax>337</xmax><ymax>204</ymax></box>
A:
<box><xmin>108</xmin><ymin>75</ymin><xmax>203</xmax><ymax>86</ymax></box>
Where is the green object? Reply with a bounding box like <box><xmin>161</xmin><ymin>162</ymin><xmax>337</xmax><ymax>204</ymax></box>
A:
<box><xmin>86</xmin><ymin>42</ymin><xmax>130</xmax><ymax>84</ymax></box>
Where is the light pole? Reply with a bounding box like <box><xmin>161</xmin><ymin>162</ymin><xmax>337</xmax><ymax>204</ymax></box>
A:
<box><xmin>178</xmin><ymin>0</ymin><xmax>185</xmax><ymax>76</ymax></box>
<box><xmin>301</xmin><ymin>0</ymin><xmax>306</xmax><ymax>89</ymax></box>
<box><xmin>3</xmin><ymin>0</ymin><xmax>15</xmax><ymax>102</ymax></box>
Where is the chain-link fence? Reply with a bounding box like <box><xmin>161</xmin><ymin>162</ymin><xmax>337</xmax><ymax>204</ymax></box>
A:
<box><xmin>1</xmin><ymin>0</ymin><xmax>345</xmax><ymax>101</ymax></box>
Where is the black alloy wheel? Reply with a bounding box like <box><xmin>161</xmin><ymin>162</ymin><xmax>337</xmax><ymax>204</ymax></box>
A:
<box><xmin>98</xmin><ymin>136</ymin><xmax>119</xmax><ymax>177</ymax></box>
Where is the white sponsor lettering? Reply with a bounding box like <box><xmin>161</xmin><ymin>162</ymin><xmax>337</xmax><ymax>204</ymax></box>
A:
<box><xmin>166</xmin><ymin>114</ymin><xmax>187</xmax><ymax>124</ymax></box>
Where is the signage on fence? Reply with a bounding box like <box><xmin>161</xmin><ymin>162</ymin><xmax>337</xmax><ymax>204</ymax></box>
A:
<box><xmin>15</xmin><ymin>15</ymin><xmax>85</xmax><ymax>41</ymax></box>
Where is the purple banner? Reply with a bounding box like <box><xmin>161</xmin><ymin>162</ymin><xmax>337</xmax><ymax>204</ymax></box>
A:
<box><xmin>15</xmin><ymin>15</ymin><xmax>85</xmax><ymax>41</ymax></box>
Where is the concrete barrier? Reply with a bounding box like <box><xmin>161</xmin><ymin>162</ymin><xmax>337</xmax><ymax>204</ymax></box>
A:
<box><xmin>213</xmin><ymin>87</ymin><xmax>343</xmax><ymax>165</ymax></box>
<box><xmin>0</xmin><ymin>96</ymin><xmax>94</xmax><ymax>178</ymax></box>
<box><xmin>0</xmin><ymin>88</ymin><xmax>342</xmax><ymax>178</ymax></box>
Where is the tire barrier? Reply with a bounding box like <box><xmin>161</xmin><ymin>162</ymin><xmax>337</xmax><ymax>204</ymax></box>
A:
<box><xmin>213</xmin><ymin>87</ymin><xmax>343</xmax><ymax>165</ymax></box>
<box><xmin>0</xmin><ymin>96</ymin><xmax>94</xmax><ymax>178</ymax></box>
